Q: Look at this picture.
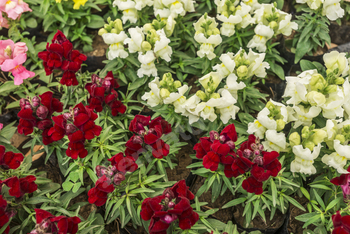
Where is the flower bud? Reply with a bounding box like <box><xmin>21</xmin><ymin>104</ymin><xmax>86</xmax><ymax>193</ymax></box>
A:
<box><xmin>306</xmin><ymin>91</ymin><xmax>326</xmax><ymax>106</ymax></box>
<box><xmin>4</xmin><ymin>45</ymin><xmax>12</xmax><ymax>57</ymax></box>
<box><xmin>222</xmin><ymin>11</ymin><xmax>229</xmax><ymax>17</ymax></box>
<box><xmin>210</xmin><ymin>130</ymin><xmax>219</xmax><ymax>141</ymax></box>
<box><xmin>114</xmin><ymin>19</ymin><xmax>123</xmax><ymax>33</ymax></box>
<box><xmin>36</xmin><ymin>106</ymin><xmax>49</xmax><ymax>119</ymax></box>
<box><xmin>311</xmin><ymin>129</ymin><xmax>326</xmax><ymax>145</ymax></box>
<box><xmin>304</xmin><ymin>141</ymin><xmax>315</xmax><ymax>151</ymax></box>
<box><xmin>37</xmin><ymin>119</ymin><xmax>53</xmax><ymax>130</ymax></box>
<box><xmin>226</xmin><ymin>140</ymin><xmax>235</xmax><ymax>150</ymax></box>
<box><xmin>143</xmin><ymin>23</ymin><xmax>154</xmax><ymax>33</ymax></box>
<box><xmin>309</xmin><ymin>73</ymin><xmax>326</xmax><ymax>91</ymax></box>
<box><xmin>102</xmin><ymin>78</ymin><xmax>113</xmax><ymax>94</ymax></box>
<box><xmin>206</xmin><ymin>29</ymin><xmax>213</xmax><ymax>36</ymax></box>
<box><xmin>162</xmin><ymin>214</ymin><xmax>175</xmax><ymax>224</ymax></box>
<box><xmin>141</xmin><ymin>41</ymin><xmax>152</xmax><ymax>51</ymax></box>
<box><xmin>31</xmin><ymin>96</ymin><xmax>40</xmax><ymax>107</ymax></box>
<box><xmin>160</xmin><ymin>88</ymin><xmax>170</xmax><ymax>99</ymax></box>
<box><xmin>163</xmin><ymin>188</ymin><xmax>175</xmax><ymax>200</ymax></box>
<box><xmin>301</xmin><ymin>126</ymin><xmax>309</xmax><ymax>139</ymax></box>
<box><xmin>258</xmin><ymin>144</ymin><xmax>264</xmax><ymax>151</ymax></box>
<box><xmin>334</xmin><ymin>77</ymin><xmax>344</xmax><ymax>85</ymax></box>
<box><xmin>250</xmin><ymin>143</ymin><xmax>257</xmax><ymax>150</ymax></box>
<box><xmin>63</xmin><ymin>113</ymin><xmax>72</xmax><ymax>121</ymax></box>
<box><xmin>65</xmin><ymin>124</ymin><xmax>77</xmax><ymax>135</ymax></box>
<box><xmin>335</xmin><ymin>134</ymin><xmax>346</xmax><ymax>144</ymax></box>
<box><xmin>276</xmin><ymin>119</ymin><xmax>285</xmax><ymax>131</ymax></box>
<box><xmin>196</xmin><ymin>90</ymin><xmax>207</xmax><ymax>101</ymax></box>
<box><xmin>243</xmin><ymin>149</ymin><xmax>252</xmax><ymax>158</ymax></box>
<box><xmin>236</xmin><ymin>65</ymin><xmax>248</xmax><ymax>78</ymax></box>
<box><xmin>268</xmin><ymin>21</ymin><xmax>278</xmax><ymax>31</ymax></box>
<box><xmin>210</xmin><ymin>93</ymin><xmax>220</xmax><ymax>99</ymax></box>
<box><xmin>96</xmin><ymin>165</ymin><xmax>108</xmax><ymax>177</ymax></box>
<box><xmin>253</xmin><ymin>156</ymin><xmax>264</xmax><ymax>166</ymax></box>
<box><xmin>324</xmin><ymin>85</ymin><xmax>337</xmax><ymax>94</ymax></box>
<box><xmin>173</xmin><ymin>80</ymin><xmax>181</xmax><ymax>89</ymax></box>
<box><xmin>289</xmin><ymin>132</ymin><xmax>300</xmax><ymax>147</ymax></box>
<box><xmin>265</xmin><ymin>101</ymin><xmax>275</xmax><ymax>112</ymax></box>
<box><xmin>168</xmin><ymin>201</ymin><xmax>175</xmax><ymax>208</ymax></box>
<box><xmin>229</xmin><ymin>5</ymin><xmax>235</xmax><ymax>12</ymax></box>
<box><xmin>113</xmin><ymin>173</ymin><xmax>125</xmax><ymax>185</ymax></box>
<box><xmin>110</xmin><ymin>28</ymin><xmax>118</xmax><ymax>34</ymax></box>
<box><xmin>20</xmin><ymin>98</ymin><xmax>29</xmax><ymax>109</ymax></box>
<box><xmin>213</xmin><ymin>28</ymin><xmax>220</xmax><ymax>35</ymax></box>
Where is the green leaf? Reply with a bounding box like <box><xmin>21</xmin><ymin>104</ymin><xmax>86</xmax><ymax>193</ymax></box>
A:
<box><xmin>300</xmin><ymin>187</ymin><xmax>310</xmax><ymax>200</ymax></box>
<box><xmin>0</xmin><ymin>81</ymin><xmax>17</xmax><ymax>96</ymax></box>
<box><xmin>325</xmin><ymin>197</ymin><xmax>341</xmax><ymax>212</ymax></box>
<box><xmin>309</xmin><ymin>184</ymin><xmax>332</xmax><ymax>191</ymax></box>
<box><xmin>222</xmin><ymin>197</ymin><xmax>247</xmax><ymax>209</ymax></box>
<box><xmin>62</xmin><ymin>181</ymin><xmax>74</xmax><ymax>191</ymax></box>
<box><xmin>270</xmin><ymin>179</ymin><xmax>277</xmax><ymax>207</ymax></box>
<box><xmin>87</xmin><ymin>15</ymin><xmax>105</xmax><ymax>28</ymax></box>
<box><xmin>129</xmin><ymin>77</ymin><xmax>148</xmax><ymax>90</ymax></box>
<box><xmin>129</xmin><ymin>188</ymin><xmax>155</xmax><ymax>194</ymax></box>
<box><xmin>72</xmin><ymin>182</ymin><xmax>81</xmax><ymax>193</ymax></box>
<box><xmin>26</xmin><ymin>18</ymin><xmax>37</xmax><ymax>28</ymax></box>
<box><xmin>69</xmin><ymin>171</ymin><xmax>80</xmax><ymax>183</ymax></box>
<box><xmin>283</xmin><ymin>195</ymin><xmax>306</xmax><ymax>211</ymax></box>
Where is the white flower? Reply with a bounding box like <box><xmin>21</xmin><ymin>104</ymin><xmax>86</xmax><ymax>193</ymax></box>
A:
<box><xmin>262</xmin><ymin>130</ymin><xmax>287</xmax><ymax>152</ymax></box>
<box><xmin>291</xmin><ymin>144</ymin><xmax>322</xmax><ymax>175</ymax></box>
<box><xmin>154</xmin><ymin>29</ymin><xmax>173</xmax><ymax>62</ymax></box>
<box><xmin>137</xmin><ymin>51</ymin><xmax>157</xmax><ymax>78</ymax></box>
<box><xmin>253</xmin><ymin>4</ymin><xmax>274</xmax><ymax>25</ymax></box>
<box><xmin>322</xmin><ymin>0</ymin><xmax>344</xmax><ymax>21</ymax></box>
<box><xmin>236</xmin><ymin>3</ymin><xmax>255</xmax><ymax>27</ymax></box>
<box><xmin>269</xmin><ymin>100</ymin><xmax>289</xmax><ymax>122</ymax></box>
<box><xmin>210</xmin><ymin>90</ymin><xmax>239</xmax><ymax>123</ymax></box>
<box><xmin>247</xmin><ymin>120</ymin><xmax>267</xmax><ymax>139</ymax></box>
<box><xmin>134</xmin><ymin>0</ymin><xmax>153</xmax><ymax>10</ymax></box>
<box><xmin>141</xmin><ymin>77</ymin><xmax>162</xmax><ymax>106</ymax></box>
<box><xmin>182</xmin><ymin>95</ymin><xmax>201</xmax><ymax>124</ymax></box>
<box><xmin>296</xmin><ymin>0</ymin><xmax>322</xmax><ymax>10</ymax></box>
<box><xmin>181</xmin><ymin>0</ymin><xmax>195</xmax><ymax>13</ymax></box>
<box><xmin>219</xmin><ymin>74</ymin><xmax>246</xmax><ymax>99</ymax></box>
<box><xmin>114</xmin><ymin>0</ymin><xmax>139</xmax><ymax>24</ymax></box>
<box><xmin>246</xmin><ymin>48</ymin><xmax>270</xmax><ymax>78</ymax></box>
<box><xmin>193</xmin><ymin>15</ymin><xmax>218</xmax><ymax>32</ymax></box>
<box><xmin>256</xmin><ymin>107</ymin><xmax>277</xmax><ymax>130</ymax></box>
<box><xmin>278</xmin><ymin>14</ymin><xmax>298</xmax><ymax>36</ymax></box>
<box><xmin>289</xmin><ymin>105</ymin><xmax>321</xmax><ymax>128</ymax></box>
<box><xmin>154</xmin><ymin>7</ymin><xmax>171</xmax><ymax>18</ymax></box>
<box><xmin>217</xmin><ymin>14</ymin><xmax>242</xmax><ymax>37</ymax></box>
<box><xmin>322</xmin><ymin>140</ymin><xmax>350</xmax><ymax>173</ymax></box>
<box><xmin>102</xmin><ymin>32</ymin><xmax>129</xmax><ymax>60</ymax></box>
<box><xmin>198</xmin><ymin>72</ymin><xmax>223</xmax><ymax>92</ymax></box>
<box><xmin>213</xmin><ymin>52</ymin><xmax>236</xmax><ymax>77</ymax></box>
<box><xmin>242</xmin><ymin>0</ymin><xmax>260</xmax><ymax>12</ymax></box>
<box><xmin>124</xmin><ymin>27</ymin><xmax>144</xmax><ymax>53</ymax></box>
<box><xmin>195</xmin><ymin>101</ymin><xmax>218</xmax><ymax>122</ymax></box>
<box><xmin>323</xmin><ymin>51</ymin><xmax>349</xmax><ymax>77</ymax></box>
<box><xmin>194</xmin><ymin>33</ymin><xmax>222</xmax><ymax>60</ymax></box>
<box><xmin>343</xmin><ymin>78</ymin><xmax>350</xmax><ymax>117</ymax></box>
<box><xmin>164</xmin><ymin>85</ymin><xmax>189</xmax><ymax>113</ymax></box>
<box><xmin>247</xmin><ymin>25</ymin><xmax>274</xmax><ymax>52</ymax></box>
<box><xmin>321</xmin><ymin>87</ymin><xmax>344</xmax><ymax>119</ymax></box>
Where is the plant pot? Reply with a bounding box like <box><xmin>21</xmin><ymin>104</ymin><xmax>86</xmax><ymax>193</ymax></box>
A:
<box><xmin>233</xmin><ymin>203</ymin><xmax>290</xmax><ymax>234</ymax></box>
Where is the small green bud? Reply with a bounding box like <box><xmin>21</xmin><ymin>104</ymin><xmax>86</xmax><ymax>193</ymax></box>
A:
<box><xmin>324</xmin><ymin>85</ymin><xmax>337</xmax><ymax>94</ymax></box>
<box><xmin>160</xmin><ymin>88</ymin><xmax>170</xmax><ymax>99</ymax></box>
<box><xmin>243</xmin><ymin>60</ymin><xmax>250</xmax><ymax>66</ymax></box>
<box><xmin>268</xmin><ymin>21</ymin><xmax>278</xmax><ymax>31</ymax></box>
<box><xmin>98</xmin><ymin>28</ymin><xmax>108</xmax><ymax>35</ymax></box>
<box><xmin>289</xmin><ymin>132</ymin><xmax>301</xmax><ymax>147</ymax></box>
<box><xmin>207</xmin><ymin>29</ymin><xmax>213</xmax><ymax>36</ymax></box>
<box><xmin>229</xmin><ymin>5</ymin><xmax>235</xmax><ymax>12</ymax></box>
<box><xmin>111</xmin><ymin>28</ymin><xmax>118</xmax><ymax>34</ymax></box>
<box><xmin>304</xmin><ymin>141</ymin><xmax>315</xmax><ymax>151</ymax></box>
<box><xmin>335</xmin><ymin>134</ymin><xmax>346</xmax><ymax>144</ymax></box>
<box><xmin>141</xmin><ymin>41</ymin><xmax>152</xmax><ymax>51</ymax></box>
<box><xmin>173</xmin><ymin>81</ymin><xmax>182</xmax><ymax>89</ymax></box>
<box><xmin>163</xmin><ymin>73</ymin><xmax>173</xmax><ymax>83</ymax></box>
<box><xmin>114</xmin><ymin>19</ymin><xmax>123</xmax><ymax>33</ymax></box>
<box><xmin>210</xmin><ymin>93</ymin><xmax>220</xmax><ymax>99</ymax></box>
<box><xmin>309</xmin><ymin>73</ymin><xmax>326</xmax><ymax>91</ymax></box>
<box><xmin>311</xmin><ymin>129</ymin><xmax>327</xmax><ymax>145</ymax></box>
<box><xmin>237</xmin><ymin>65</ymin><xmax>248</xmax><ymax>78</ymax></box>
<box><xmin>343</xmin><ymin>124</ymin><xmax>350</xmax><ymax>133</ymax></box>
<box><xmin>196</xmin><ymin>90</ymin><xmax>207</xmax><ymax>101</ymax></box>
<box><xmin>301</xmin><ymin>126</ymin><xmax>310</xmax><ymax>139</ymax></box>
<box><xmin>213</xmin><ymin>28</ymin><xmax>220</xmax><ymax>35</ymax></box>
<box><xmin>107</xmin><ymin>17</ymin><xmax>111</xmax><ymax>23</ymax></box>
<box><xmin>159</xmin><ymin>80</ymin><xmax>167</xmax><ymax>87</ymax></box>
<box><xmin>222</xmin><ymin>11</ymin><xmax>229</xmax><ymax>18</ymax></box>
<box><xmin>105</xmin><ymin>24</ymin><xmax>112</xmax><ymax>31</ymax></box>
<box><xmin>265</xmin><ymin>101</ymin><xmax>275</xmax><ymax>112</ymax></box>
<box><xmin>276</xmin><ymin>119</ymin><xmax>285</xmax><ymax>131</ymax></box>
<box><xmin>334</xmin><ymin>77</ymin><xmax>345</xmax><ymax>85</ymax></box>
<box><xmin>143</xmin><ymin>23</ymin><xmax>154</xmax><ymax>33</ymax></box>
<box><xmin>306</xmin><ymin>91</ymin><xmax>326</xmax><ymax>106</ymax></box>
<box><xmin>236</xmin><ymin>5</ymin><xmax>241</xmax><ymax>11</ymax></box>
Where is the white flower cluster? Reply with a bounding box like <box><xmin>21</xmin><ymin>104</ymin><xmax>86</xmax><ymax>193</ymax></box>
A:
<box><xmin>142</xmin><ymin>48</ymin><xmax>270</xmax><ymax>124</ymax></box>
<box><xmin>296</xmin><ymin>0</ymin><xmax>344</xmax><ymax>21</ymax></box>
<box><xmin>247</xmin><ymin>51</ymin><xmax>350</xmax><ymax>175</ymax></box>
<box><xmin>193</xmin><ymin>14</ymin><xmax>222</xmax><ymax>60</ymax></box>
<box><xmin>211</xmin><ymin>1</ymin><xmax>298</xmax><ymax>53</ymax></box>
<box><xmin>99</xmin><ymin>19</ymin><xmax>173</xmax><ymax>78</ymax></box>
<box><xmin>112</xmin><ymin>0</ymin><xmax>195</xmax><ymax>24</ymax></box>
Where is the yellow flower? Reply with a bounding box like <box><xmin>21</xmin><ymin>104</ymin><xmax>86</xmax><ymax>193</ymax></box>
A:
<box><xmin>73</xmin><ymin>0</ymin><xmax>88</xmax><ymax>9</ymax></box>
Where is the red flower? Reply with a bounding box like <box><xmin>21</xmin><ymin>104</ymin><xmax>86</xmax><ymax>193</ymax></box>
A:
<box><xmin>51</xmin><ymin>216</ymin><xmax>81</xmax><ymax>234</ymax></box>
<box><xmin>125</xmin><ymin>135</ymin><xmax>144</xmax><ymax>158</ymax></box>
<box><xmin>17</xmin><ymin>108</ymin><xmax>37</xmax><ymax>135</ymax></box>
<box><xmin>149</xmin><ymin>117</ymin><xmax>172</xmax><ymax>135</ymax></box>
<box><xmin>140</xmin><ymin>196</ymin><xmax>164</xmax><ymax>221</ymax></box>
<box><xmin>331</xmin><ymin>166</ymin><xmax>350</xmax><ymax>202</ymax></box>
<box><xmin>193</xmin><ymin>137</ymin><xmax>212</xmax><ymax>159</ymax></box>
<box><xmin>88</xmin><ymin>175</ymin><xmax>115</xmax><ymax>206</ymax></box>
<box><xmin>49</xmin><ymin>115</ymin><xmax>67</xmax><ymax>141</ymax></box>
<box><xmin>0</xmin><ymin>207</ymin><xmax>9</xmax><ymax>234</ymax></box>
<box><xmin>219</xmin><ymin>123</ymin><xmax>238</xmax><ymax>143</ymax></box>
<box><xmin>0</xmin><ymin>146</ymin><xmax>24</xmax><ymax>170</ymax></box>
<box><xmin>332</xmin><ymin>211</ymin><xmax>350</xmax><ymax>234</ymax></box>
<box><xmin>0</xmin><ymin>195</ymin><xmax>7</xmax><ymax>210</ymax></box>
<box><xmin>129</xmin><ymin>115</ymin><xmax>150</xmax><ymax>134</ymax></box>
<box><xmin>4</xmin><ymin>175</ymin><xmax>37</xmax><ymax>198</ymax></box>
<box><xmin>66</xmin><ymin>131</ymin><xmax>87</xmax><ymax>159</ymax></box>
<box><xmin>150</xmin><ymin>139</ymin><xmax>170</xmax><ymax>159</ymax></box>
<box><xmin>31</xmin><ymin>209</ymin><xmax>57</xmax><ymax>234</ymax></box>
<box><xmin>203</xmin><ymin>151</ymin><xmax>220</xmax><ymax>171</ymax></box>
<box><xmin>108</xmin><ymin>152</ymin><xmax>138</xmax><ymax>174</ymax></box>
<box><xmin>175</xmin><ymin>197</ymin><xmax>199</xmax><ymax>230</ymax></box>
<box><xmin>105</xmin><ymin>90</ymin><xmax>126</xmax><ymax>116</ymax></box>
<box><xmin>170</xmin><ymin>180</ymin><xmax>195</xmax><ymax>201</ymax></box>
<box><xmin>39</xmin><ymin>91</ymin><xmax>63</xmax><ymax>116</ymax></box>
<box><xmin>242</xmin><ymin>176</ymin><xmax>263</xmax><ymax>195</ymax></box>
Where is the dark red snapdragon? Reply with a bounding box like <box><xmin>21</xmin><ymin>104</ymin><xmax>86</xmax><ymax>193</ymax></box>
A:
<box><xmin>30</xmin><ymin>209</ymin><xmax>81</xmax><ymax>234</ymax></box>
<box><xmin>88</xmin><ymin>175</ymin><xmax>115</xmax><ymax>207</ymax></box>
<box><xmin>38</xmin><ymin>30</ymin><xmax>87</xmax><ymax>86</ymax></box>
<box><xmin>0</xmin><ymin>145</ymin><xmax>24</xmax><ymax>170</ymax></box>
<box><xmin>0</xmin><ymin>195</ymin><xmax>9</xmax><ymax>234</ymax></box>
<box><xmin>48</xmin><ymin>103</ymin><xmax>102</xmax><ymax>159</ymax></box>
<box><xmin>85</xmin><ymin>72</ymin><xmax>126</xmax><ymax>116</ymax></box>
<box><xmin>126</xmin><ymin>115</ymin><xmax>172</xmax><ymax>159</ymax></box>
<box><xmin>3</xmin><ymin>175</ymin><xmax>37</xmax><ymax>199</ymax></box>
<box><xmin>141</xmin><ymin>180</ymin><xmax>198</xmax><ymax>234</ymax></box>
<box><xmin>331</xmin><ymin>166</ymin><xmax>350</xmax><ymax>202</ymax></box>
<box><xmin>332</xmin><ymin>211</ymin><xmax>350</xmax><ymax>234</ymax></box>
<box><xmin>17</xmin><ymin>92</ymin><xmax>63</xmax><ymax>145</ymax></box>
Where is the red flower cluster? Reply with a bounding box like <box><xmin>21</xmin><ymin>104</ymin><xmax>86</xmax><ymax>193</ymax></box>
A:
<box><xmin>126</xmin><ymin>115</ymin><xmax>172</xmax><ymax>159</ymax></box>
<box><xmin>17</xmin><ymin>92</ymin><xmax>63</xmax><ymax>145</ymax></box>
<box><xmin>332</xmin><ymin>211</ymin><xmax>350</xmax><ymax>234</ymax></box>
<box><xmin>29</xmin><ymin>209</ymin><xmax>81</xmax><ymax>234</ymax></box>
<box><xmin>0</xmin><ymin>145</ymin><xmax>24</xmax><ymax>170</ymax></box>
<box><xmin>140</xmin><ymin>180</ymin><xmax>199</xmax><ymax>234</ymax></box>
<box><xmin>85</xmin><ymin>72</ymin><xmax>126</xmax><ymax>116</ymax></box>
<box><xmin>88</xmin><ymin>152</ymin><xmax>138</xmax><ymax>206</ymax></box>
<box><xmin>193</xmin><ymin>124</ymin><xmax>281</xmax><ymax>195</ymax></box>
<box><xmin>48</xmin><ymin>103</ymin><xmax>102</xmax><ymax>159</ymax></box>
<box><xmin>0</xmin><ymin>175</ymin><xmax>37</xmax><ymax>199</ymax></box>
<box><xmin>331</xmin><ymin>166</ymin><xmax>350</xmax><ymax>202</ymax></box>
<box><xmin>38</xmin><ymin>30</ymin><xmax>87</xmax><ymax>86</ymax></box>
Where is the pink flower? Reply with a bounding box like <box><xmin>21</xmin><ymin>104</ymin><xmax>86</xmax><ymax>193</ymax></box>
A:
<box><xmin>0</xmin><ymin>0</ymin><xmax>32</xmax><ymax>20</ymax></box>
<box><xmin>0</xmin><ymin>13</ymin><xmax>8</xmax><ymax>29</ymax></box>
<box><xmin>0</xmin><ymin>39</ymin><xmax>14</xmax><ymax>65</ymax></box>
<box><xmin>0</xmin><ymin>123</ymin><xmax>3</xmax><ymax>131</ymax></box>
<box><xmin>0</xmin><ymin>53</ymin><xmax>35</xmax><ymax>85</ymax></box>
